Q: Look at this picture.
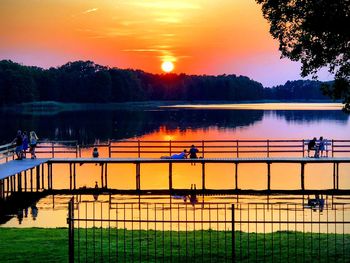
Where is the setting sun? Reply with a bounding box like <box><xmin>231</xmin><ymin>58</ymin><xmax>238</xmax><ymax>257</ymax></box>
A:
<box><xmin>161</xmin><ymin>61</ymin><xmax>174</xmax><ymax>73</ymax></box>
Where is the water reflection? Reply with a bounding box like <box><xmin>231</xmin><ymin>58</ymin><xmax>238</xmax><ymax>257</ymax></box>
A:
<box><xmin>0</xmin><ymin>106</ymin><xmax>349</xmax><ymax>144</ymax></box>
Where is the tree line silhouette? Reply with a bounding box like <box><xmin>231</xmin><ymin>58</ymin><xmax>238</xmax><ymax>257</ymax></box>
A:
<box><xmin>0</xmin><ymin>60</ymin><xmax>329</xmax><ymax>105</ymax></box>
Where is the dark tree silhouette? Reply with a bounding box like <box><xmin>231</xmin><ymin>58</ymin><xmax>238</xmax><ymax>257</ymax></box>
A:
<box><xmin>256</xmin><ymin>0</ymin><xmax>350</xmax><ymax>111</ymax></box>
<box><xmin>0</xmin><ymin>60</ymin><xmax>331</xmax><ymax>105</ymax></box>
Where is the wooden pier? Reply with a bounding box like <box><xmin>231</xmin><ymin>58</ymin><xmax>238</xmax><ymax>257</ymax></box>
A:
<box><xmin>1</xmin><ymin>156</ymin><xmax>350</xmax><ymax>201</ymax></box>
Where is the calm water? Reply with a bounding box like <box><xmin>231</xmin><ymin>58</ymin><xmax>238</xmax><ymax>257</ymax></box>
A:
<box><xmin>1</xmin><ymin>103</ymin><xmax>350</xmax><ymax>228</ymax></box>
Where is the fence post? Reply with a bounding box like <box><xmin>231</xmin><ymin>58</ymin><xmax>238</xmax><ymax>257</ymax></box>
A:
<box><xmin>236</xmin><ymin>140</ymin><xmax>239</xmax><ymax>158</ymax></box>
<box><xmin>232</xmin><ymin>204</ymin><xmax>235</xmax><ymax>262</ymax></box>
<box><xmin>6</xmin><ymin>145</ymin><xmax>8</xmax><ymax>162</ymax></box>
<box><xmin>267</xmin><ymin>140</ymin><xmax>270</xmax><ymax>158</ymax></box>
<box><xmin>52</xmin><ymin>142</ymin><xmax>54</xmax><ymax>158</ymax></box>
<box><xmin>169</xmin><ymin>140</ymin><xmax>172</xmax><ymax>156</ymax></box>
<box><xmin>108</xmin><ymin>140</ymin><xmax>111</xmax><ymax>158</ymax></box>
<box><xmin>202</xmin><ymin>140</ymin><xmax>205</xmax><ymax>158</ymax></box>
<box><xmin>138</xmin><ymin>140</ymin><xmax>141</xmax><ymax>158</ymax></box>
<box><xmin>302</xmin><ymin>139</ymin><xmax>305</xmax><ymax>157</ymax></box>
<box><xmin>332</xmin><ymin>139</ymin><xmax>334</xmax><ymax>157</ymax></box>
<box><xmin>68</xmin><ymin>198</ymin><xmax>75</xmax><ymax>263</ymax></box>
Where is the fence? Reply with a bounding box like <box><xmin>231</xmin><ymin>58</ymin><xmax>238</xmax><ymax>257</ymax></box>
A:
<box><xmin>67</xmin><ymin>197</ymin><xmax>350</xmax><ymax>262</ymax></box>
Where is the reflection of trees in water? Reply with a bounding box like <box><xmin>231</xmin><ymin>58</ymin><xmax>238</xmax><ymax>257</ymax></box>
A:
<box><xmin>269</xmin><ymin>110</ymin><xmax>349</xmax><ymax>123</ymax></box>
<box><xmin>0</xmin><ymin>108</ymin><xmax>348</xmax><ymax>144</ymax></box>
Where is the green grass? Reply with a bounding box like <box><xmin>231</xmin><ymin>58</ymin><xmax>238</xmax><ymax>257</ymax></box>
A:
<box><xmin>0</xmin><ymin>228</ymin><xmax>349</xmax><ymax>262</ymax></box>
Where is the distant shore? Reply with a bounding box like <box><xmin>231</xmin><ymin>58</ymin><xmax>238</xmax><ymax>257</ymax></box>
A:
<box><xmin>1</xmin><ymin>99</ymin><xmax>340</xmax><ymax>114</ymax></box>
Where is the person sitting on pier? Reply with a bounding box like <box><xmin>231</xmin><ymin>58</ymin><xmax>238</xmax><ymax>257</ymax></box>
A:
<box><xmin>92</xmin><ymin>147</ymin><xmax>99</xmax><ymax>158</ymax></box>
<box><xmin>307</xmin><ymin>137</ymin><xmax>317</xmax><ymax>157</ymax></box>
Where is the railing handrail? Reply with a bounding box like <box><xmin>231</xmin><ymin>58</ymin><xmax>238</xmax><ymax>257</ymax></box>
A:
<box><xmin>1</xmin><ymin>139</ymin><xmax>350</xmax><ymax>161</ymax></box>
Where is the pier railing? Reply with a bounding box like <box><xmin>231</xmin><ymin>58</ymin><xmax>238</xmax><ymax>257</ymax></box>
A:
<box><xmin>0</xmin><ymin>143</ymin><xmax>16</xmax><ymax>162</ymax></box>
<box><xmin>1</xmin><ymin>139</ymin><xmax>350</xmax><ymax>161</ymax></box>
<box><xmin>67</xmin><ymin>198</ymin><xmax>350</xmax><ymax>262</ymax></box>
<box><xmin>108</xmin><ymin>139</ymin><xmax>350</xmax><ymax>158</ymax></box>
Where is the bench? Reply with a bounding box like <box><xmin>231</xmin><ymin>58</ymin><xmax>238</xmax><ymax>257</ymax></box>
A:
<box><xmin>304</xmin><ymin>139</ymin><xmax>332</xmax><ymax>157</ymax></box>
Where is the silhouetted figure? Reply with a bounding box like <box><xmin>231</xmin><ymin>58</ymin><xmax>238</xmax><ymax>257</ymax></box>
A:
<box><xmin>307</xmin><ymin>137</ymin><xmax>317</xmax><ymax>157</ymax></box>
<box><xmin>189</xmin><ymin>184</ymin><xmax>198</xmax><ymax>205</ymax></box>
<box><xmin>93</xmin><ymin>181</ymin><xmax>99</xmax><ymax>201</ymax></box>
<box><xmin>12</xmin><ymin>130</ymin><xmax>23</xmax><ymax>160</ymax></box>
<box><xmin>22</xmin><ymin>131</ymin><xmax>28</xmax><ymax>158</ymax></box>
<box><xmin>29</xmin><ymin>131</ymin><xmax>39</xmax><ymax>159</ymax></box>
<box><xmin>307</xmin><ymin>194</ymin><xmax>325</xmax><ymax>212</ymax></box>
<box><xmin>317</xmin><ymin>136</ymin><xmax>326</xmax><ymax>157</ymax></box>
<box><xmin>17</xmin><ymin>209</ymin><xmax>24</xmax><ymax>224</ymax></box>
<box><xmin>189</xmin><ymin>145</ymin><xmax>199</xmax><ymax>166</ymax></box>
<box><xmin>92</xmin><ymin>147</ymin><xmax>99</xmax><ymax>158</ymax></box>
<box><xmin>31</xmin><ymin>204</ymin><xmax>38</xmax><ymax>220</ymax></box>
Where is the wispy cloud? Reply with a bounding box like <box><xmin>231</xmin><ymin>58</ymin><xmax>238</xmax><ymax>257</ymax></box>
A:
<box><xmin>82</xmin><ymin>8</ymin><xmax>98</xmax><ymax>14</ymax></box>
<box><xmin>129</xmin><ymin>1</ymin><xmax>201</xmax><ymax>10</ymax></box>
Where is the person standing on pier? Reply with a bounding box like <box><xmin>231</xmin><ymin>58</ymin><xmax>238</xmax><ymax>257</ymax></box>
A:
<box><xmin>22</xmin><ymin>131</ymin><xmax>29</xmax><ymax>159</ymax></box>
<box><xmin>317</xmin><ymin>136</ymin><xmax>326</xmax><ymax>157</ymax></box>
<box><xmin>29</xmin><ymin>131</ymin><xmax>39</xmax><ymax>159</ymax></box>
<box><xmin>12</xmin><ymin>130</ymin><xmax>23</xmax><ymax>160</ymax></box>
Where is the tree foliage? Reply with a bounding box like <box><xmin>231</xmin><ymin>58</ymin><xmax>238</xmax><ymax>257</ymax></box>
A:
<box><xmin>256</xmin><ymin>0</ymin><xmax>350</xmax><ymax>111</ymax></box>
<box><xmin>0</xmin><ymin>60</ymin><xmax>329</xmax><ymax>105</ymax></box>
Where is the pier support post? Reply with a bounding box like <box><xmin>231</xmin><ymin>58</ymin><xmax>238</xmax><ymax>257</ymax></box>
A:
<box><xmin>234</xmin><ymin>163</ymin><xmax>238</xmax><ymax>190</ymax></box>
<box><xmin>333</xmin><ymin>163</ymin><xmax>339</xmax><ymax>190</ymax></box>
<box><xmin>6</xmin><ymin>178</ymin><xmax>9</xmax><ymax>197</ymax></box>
<box><xmin>0</xmin><ymin>180</ymin><xmax>3</xmax><ymax>199</ymax></box>
<box><xmin>73</xmin><ymin>163</ymin><xmax>76</xmax><ymax>190</ymax></box>
<box><xmin>41</xmin><ymin>164</ymin><xmax>44</xmax><ymax>190</ymax></box>
<box><xmin>69</xmin><ymin>163</ymin><xmax>72</xmax><ymax>191</ymax></box>
<box><xmin>100</xmin><ymin>163</ymin><xmax>104</xmax><ymax>189</ymax></box>
<box><xmin>202</xmin><ymin>162</ymin><xmax>206</xmax><ymax>190</ymax></box>
<box><xmin>30</xmin><ymin>168</ymin><xmax>33</xmax><ymax>192</ymax></box>
<box><xmin>168</xmin><ymin>162</ymin><xmax>172</xmax><ymax>190</ymax></box>
<box><xmin>104</xmin><ymin>163</ymin><xmax>108</xmax><ymax>188</ymax></box>
<box><xmin>267</xmin><ymin>162</ymin><xmax>271</xmax><ymax>191</ymax></box>
<box><xmin>17</xmin><ymin>172</ymin><xmax>22</xmax><ymax>192</ymax></box>
<box><xmin>300</xmin><ymin>163</ymin><xmax>305</xmax><ymax>190</ymax></box>
<box><xmin>24</xmin><ymin>170</ymin><xmax>27</xmax><ymax>192</ymax></box>
<box><xmin>136</xmin><ymin>162</ymin><xmax>141</xmax><ymax>191</ymax></box>
<box><xmin>36</xmin><ymin>165</ymin><xmax>40</xmax><ymax>191</ymax></box>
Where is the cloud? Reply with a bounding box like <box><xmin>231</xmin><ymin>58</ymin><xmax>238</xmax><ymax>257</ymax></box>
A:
<box><xmin>128</xmin><ymin>1</ymin><xmax>201</xmax><ymax>10</ymax></box>
<box><xmin>82</xmin><ymin>8</ymin><xmax>98</xmax><ymax>14</ymax></box>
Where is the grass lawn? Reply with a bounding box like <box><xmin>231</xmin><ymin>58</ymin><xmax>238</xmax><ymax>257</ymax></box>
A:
<box><xmin>0</xmin><ymin>228</ymin><xmax>349</xmax><ymax>262</ymax></box>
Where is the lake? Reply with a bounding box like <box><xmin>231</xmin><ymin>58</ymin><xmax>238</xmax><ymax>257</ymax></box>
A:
<box><xmin>1</xmin><ymin>102</ymin><xmax>350</xmax><ymax>228</ymax></box>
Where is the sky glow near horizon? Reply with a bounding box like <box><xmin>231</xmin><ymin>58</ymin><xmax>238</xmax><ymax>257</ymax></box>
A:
<box><xmin>0</xmin><ymin>0</ymin><xmax>333</xmax><ymax>86</ymax></box>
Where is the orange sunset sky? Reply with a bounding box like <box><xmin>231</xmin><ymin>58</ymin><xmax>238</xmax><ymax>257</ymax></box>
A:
<box><xmin>0</xmin><ymin>0</ymin><xmax>332</xmax><ymax>86</ymax></box>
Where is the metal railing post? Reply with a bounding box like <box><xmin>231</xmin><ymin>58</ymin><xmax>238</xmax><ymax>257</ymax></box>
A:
<box><xmin>52</xmin><ymin>142</ymin><xmax>54</xmax><ymax>158</ymax></box>
<box><xmin>232</xmin><ymin>204</ymin><xmax>236</xmax><ymax>262</ymax></box>
<box><xmin>68</xmin><ymin>198</ymin><xmax>74</xmax><ymax>263</ymax></box>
